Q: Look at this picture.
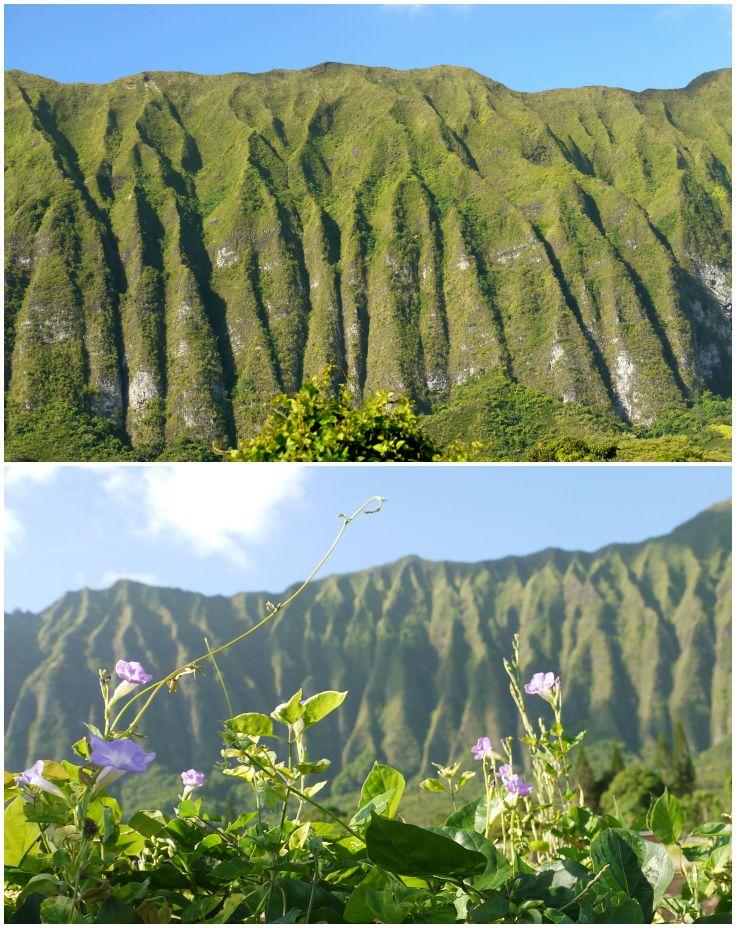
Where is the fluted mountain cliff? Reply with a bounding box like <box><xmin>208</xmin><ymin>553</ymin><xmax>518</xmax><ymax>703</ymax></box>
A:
<box><xmin>4</xmin><ymin>65</ymin><xmax>732</xmax><ymax>456</ymax></box>
<box><xmin>5</xmin><ymin>501</ymin><xmax>731</xmax><ymax>794</ymax></box>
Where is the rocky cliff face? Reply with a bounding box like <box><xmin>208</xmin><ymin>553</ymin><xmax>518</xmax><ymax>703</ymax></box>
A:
<box><xmin>5</xmin><ymin>66</ymin><xmax>731</xmax><ymax>451</ymax></box>
<box><xmin>5</xmin><ymin>502</ymin><xmax>731</xmax><ymax>787</ymax></box>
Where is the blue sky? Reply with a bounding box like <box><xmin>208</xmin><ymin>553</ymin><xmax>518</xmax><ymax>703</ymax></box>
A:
<box><xmin>5</xmin><ymin>4</ymin><xmax>731</xmax><ymax>91</ymax></box>
<box><xmin>4</xmin><ymin>464</ymin><xmax>731</xmax><ymax>612</ymax></box>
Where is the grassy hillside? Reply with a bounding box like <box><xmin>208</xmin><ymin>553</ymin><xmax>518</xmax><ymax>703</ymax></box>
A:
<box><xmin>4</xmin><ymin>65</ymin><xmax>731</xmax><ymax>458</ymax></box>
<box><xmin>5</xmin><ymin>501</ymin><xmax>730</xmax><ymax>808</ymax></box>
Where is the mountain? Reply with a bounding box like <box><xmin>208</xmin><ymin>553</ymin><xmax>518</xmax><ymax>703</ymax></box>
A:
<box><xmin>4</xmin><ymin>65</ymin><xmax>732</xmax><ymax>457</ymax></box>
<box><xmin>5</xmin><ymin>501</ymin><xmax>731</xmax><ymax>796</ymax></box>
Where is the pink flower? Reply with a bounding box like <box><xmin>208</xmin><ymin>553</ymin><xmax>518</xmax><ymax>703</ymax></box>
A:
<box><xmin>89</xmin><ymin>735</ymin><xmax>156</xmax><ymax>774</ymax></box>
<box><xmin>181</xmin><ymin>769</ymin><xmax>205</xmax><ymax>789</ymax></box>
<box><xmin>524</xmin><ymin>672</ymin><xmax>559</xmax><ymax>698</ymax></box>
<box><xmin>115</xmin><ymin>660</ymin><xmax>153</xmax><ymax>686</ymax></box>
<box><xmin>16</xmin><ymin>761</ymin><xmax>66</xmax><ymax>800</ymax></box>
<box><xmin>504</xmin><ymin>773</ymin><xmax>533</xmax><ymax>798</ymax></box>
<box><xmin>471</xmin><ymin>737</ymin><xmax>494</xmax><ymax>760</ymax></box>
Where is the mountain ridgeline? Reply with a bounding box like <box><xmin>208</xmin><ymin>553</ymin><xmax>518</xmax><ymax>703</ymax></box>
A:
<box><xmin>5</xmin><ymin>502</ymin><xmax>731</xmax><ymax>793</ymax></box>
<box><xmin>4</xmin><ymin>65</ymin><xmax>732</xmax><ymax>455</ymax></box>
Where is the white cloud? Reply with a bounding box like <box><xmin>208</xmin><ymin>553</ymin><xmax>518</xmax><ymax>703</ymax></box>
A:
<box><xmin>102</xmin><ymin>464</ymin><xmax>308</xmax><ymax>567</ymax></box>
<box><xmin>98</xmin><ymin>570</ymin><xmax>161</xmax><ymax>588</ymax></box>
<box><xmin>4</xmin><ymin>509</ymin><xmax>24</xmax><ymax>552</ymax></box>
<box><xmin>5</xmin><ymin>463</ymin><xmax>63</xmax><ymax>489</ymax></box>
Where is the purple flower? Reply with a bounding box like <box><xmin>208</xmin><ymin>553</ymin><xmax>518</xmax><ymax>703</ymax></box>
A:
<box><xmin>524</xmin><ymin>672</ymin><xmax>559</xmax><ymax>698</ymax></box>
<box><xmin>115</xmin><ymin>660</ymin><xmax>153</xmax><ymax>686</ymax></box>
<box><xmin>181</xmin><ymin>769</ymin><xmax>205</xmax><ymax>789</ymax></box>
<box><xmin>88</xmin><ymin>735</ymin><xmax>156</xmax><ymax>774</ymax></box>
<box><xmin>498</xmin><ymin>763</ymin><xmax>513</xmax><ymax>780</ymax></box>
<box><xmin>471</xmin><ymin>737</ymin><xmax>494</xmax><ymax>760</ymax></box>
<box><xmin>16</xmin><ymin>761</ymin><xmax>66</xmax><ymax>799</ymax></box>
<box><xmin>503</xmin><ymin>773</ymin><xmax>533</xmax><ymax>798</ymax></box>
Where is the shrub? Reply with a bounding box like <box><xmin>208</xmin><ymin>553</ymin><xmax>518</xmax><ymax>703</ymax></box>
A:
<box><xmin>600</xmin><ymin>765</ymin><xmax>666</xmax><ymax>823</ymax></box>
<box><xmin>224</xmin><ymin>369</ymin><xmax>439</xmax><ymax>462</ymax></box>
<box><xmin>526</xmin><ymin>435</ymin><xmax>618</xmax><ymax>462</ymax></box>
<box><xmin>5</xmin><ymin>400</ymin><xmax>134</xmax><ymax>461</ymax></box>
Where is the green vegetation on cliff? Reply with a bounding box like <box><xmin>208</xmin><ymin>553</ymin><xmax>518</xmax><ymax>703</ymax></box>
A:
<box><xmin>5</xmin><ymin>65</ymin><xmax>732</xmax><ymax>459</ymax></box>
<box><xmin>5</xmin><ymin>501</ymin><xmax>731</xmax><ymax>808</ymax></box>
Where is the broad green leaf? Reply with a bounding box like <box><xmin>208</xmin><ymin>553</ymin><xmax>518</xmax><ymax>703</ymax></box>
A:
<box><xmin>4</xmin><ymin>797</ymin><xmax>40</xmax><ymax>867</ymax></box>
<box><xmin>430</xmin><ymin>826</ymin><xmax>511</xmax><ymax>890</ymax></box>
<box><xmin>512</xmin><ymin>859</ymin><xmax>590</xmax><ymax>907</ymax></box>
<box><xmin>648</xmin><ymin>789</ymin><xmax>683</xmax><ymax>845</ymax></box>
<box><xmin>420</xmin><ymin>777</ymin><xmax>446</xmax><ymax>793</ymax></box>
<box><xmin>590</xmin><ymin>828</ymin><xmax>673</xmax><ymax>921</ymax></box>
<box><xmin>207</xmin><ymin>893</ymin><xmax>246</xmax><ymax>924</ymax></box>
<box><xmin>301</xmin><ymin>690</ymin><xmax>347</xmax><ymax>728</ymax></box>
<box><xmin>469</xmin><ymin>894</ymin><xmax>512</xmax><ymax>922</ymax></box>
<box><xmin>40</xmin><ymin>895</ymin><xmax>78</xmax><ymax>924</ymax></box>
<box><xmin>271</xmin><ymin>690</ymin><xmax>303</xmax><ymax>725</ymax></box>
<box><xmin>587</xmin><ymin>895</ymin><xmax>644</xmax><ymax>923</ymax></box>
<box><xmin>18</xmin><ymin>873</ymin><xmax>60</xmax><ymax>902</ymax></box>
<box><xmin>350</xmin><ymin>789</ymin><xmax>396</xmax><ymax>827</ymax></box>
<box><xmin>445</xmin><ymin>796</ymin><xmax>483</xmax><ymax>830</ymax></box>
<box><xmin>344</xmin><ymin>869</ymin><xmax>392</xmax><ymax>923</ymax></box>
<box><xmin>359</xmin><ymin>762</ymin><xmax>405</xmax><ymax>819</ymax></box>
<box><xmin>128</xmin><ymin>810</ymin><xmax>166</xmax><ymax>838</ymax></box>
<box><xmin>365</xmin><ymin>814</ymin><xmax>486</xmax><ymax>879</ymax></box>
<box><xmin>691</xmin><ymin>822</ymin><xmax>731</xmax><ymax>837</ymax></box>
<box><xmin>225</xmin><ymin>712</ymin><xmax>274</xmax><ymax>737</ymax></box>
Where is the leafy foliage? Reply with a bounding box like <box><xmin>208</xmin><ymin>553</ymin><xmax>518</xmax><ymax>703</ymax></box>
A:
<box><xmin>223</xmin><ymin>370</ymin><xmax>439</xmax><ymax>461</ymax></box>
<box><xmin>4</xmin><ymin>644</ymin><xmax>730</xmax><ymax>924</ymax></box>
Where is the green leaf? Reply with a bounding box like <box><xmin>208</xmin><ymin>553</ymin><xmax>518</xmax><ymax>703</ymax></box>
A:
<box><xmin>445</xmin><ymin>796</ymin><xmax>483</xmax><ymax>830</ymax></box>
<box><xmin>420</xmin><ymin>777</ymin><xmax>447</xmax><ymax>793</ymax></box>
<box><xmin>648</xmin><ymin>789</ymin><xmax>683</xmax><ymax>845</ymax></box>
<box><xmin>351</xmin><ymin>789</ymin><xmax>397</xmax><ymax>827</ymax></box>
<box><xmin>271</xmin><ymin>690</ymin><xmax>303</xmax><ymax>725</ymax></box>
<box><xmin>590</xmin><ymin>828</ymin><xmax>673</xmax><ymax>921</ymax></box>
<box><xmin>127</xmin><ymin>810</ymin><xmax>166</xmax><ymax>838</ymax></box>
<box><xmin>691</xmin><ymin>822</ymin><xmax>731</xmax><ymax>837</ymax></box>
<box><xmin>365</xmin><ymin>814</ymin><xmax>486</xmax><ymax>878</ymax></box>
<box><xmin>512</xmin><ymin>859</ymin><xmax>590</xmax><ymax>907</ymax></box>
<box><xmin>431</xmin><ymin>827</ymin><xmax>511</xmax><ymax>890</ymax></box>
<box><xmin>359</xmin><ymin>762</ymin><xmax>405</xmax><ymax>819</ymax></box>
<box><xmin>40</xmin><ymin>895</ymin><xmax>78</xmax><ymax>923</ymax></box>
<box><xmin>456</xmin><ymin>770</ymin><xmax>476</xmax><ymax>790</ymax></box>
<box><xmin>18</xmin><ymin>873</ymin><xmax>60</xmax><ymax>902</ymax></box>
<box><xmin>594</xmin><ymin>896</ymin><xmax>644</xmax><ymax>923</ymax></box>
<box><xmin>469</xmin><ymin>894</ymin><xmax>512</xmax><ymax>922</ymax></box>
<box><xmin>4</xmin><ymin>797</ymin><xmax>41</xmax><ymax>867</ymax></box>
<box><xmin>344</xmin><ymin>869</ymin><xmax>392</xmax><ymax>923</ymax></box>
<box><xmin>300</xmin><ymin>690</ymin><xmax>347</xmax><ymax>728</ymax></box>
<box><xmin>225</xmin><ymin>712</ymin><xmax>274</xmax><ymax>737</ymax></box>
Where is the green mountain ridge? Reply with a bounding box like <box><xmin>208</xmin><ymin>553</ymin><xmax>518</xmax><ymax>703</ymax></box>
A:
<box><xmin>5</xmin><ymin>501</ymin><xmax>731</xmax><ymax>796</ymax></box>
<box><xmin>4</xmin><ymin>64</ymin><xmax>732</xmax><ymax>457</ymax></box>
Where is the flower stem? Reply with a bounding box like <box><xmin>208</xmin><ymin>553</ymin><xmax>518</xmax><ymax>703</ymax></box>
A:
<box><xmin>110</xmin><ymin>497</ymin><xmax>385</xmax><ymax>735</ymax></box>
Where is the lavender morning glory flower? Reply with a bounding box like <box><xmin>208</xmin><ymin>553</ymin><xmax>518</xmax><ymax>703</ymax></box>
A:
<box><xmin>115</xmin><ymin>660</ymin><xmax>153</xmax><ymax>686</ymax></box>
<box><xmin>503</xmin><ymin>773</ymin><xmax>533</xmax><ymax>799</ymax></box>
<box><xmin>181</xmin><ymin>769</ymin><xmax>205</xmax><ymax>789</ymax></box>
<box><xmin>524</xmin><ymin>672</ymin><xmax>559</xmax><ymax>699</ymax></box>
<box><xmin>109</xmin><ymin>660</ymin><xmax>154</xmax><ymax>706</ymax></box>
<box><xmin>498</xmin><ymin>763</ymin><xmax>513</xmax><ymax>781</ymax></box>
<box><xmin>89</xmin><ymin>734</ymin><xmax>156</xmax><ymax>774</ymax></box>
<box><xmin>471</xmin><ymin>737</ymin><xmax>494</xmax><ymax>760</ymax></box>
<box><xmin>16</xmin><ymin>761</ymin><xmax>66</xmax><ymax>799</ymax></box>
